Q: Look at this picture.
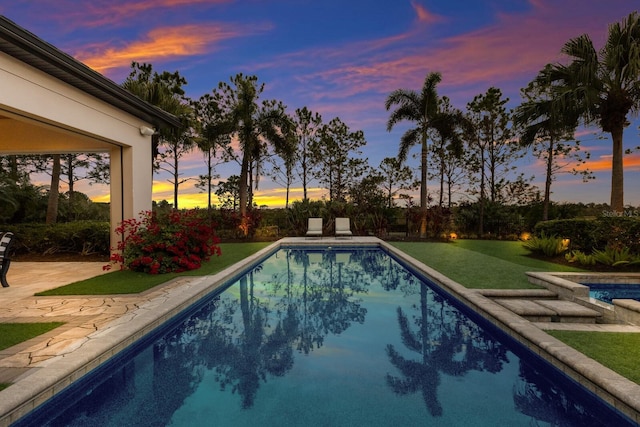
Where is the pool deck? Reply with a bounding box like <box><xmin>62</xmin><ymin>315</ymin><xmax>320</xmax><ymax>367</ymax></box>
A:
<box><xmin>1</xmin><ymin>237</ymin><xmax>639</xmax><ymax>425</ymax></box>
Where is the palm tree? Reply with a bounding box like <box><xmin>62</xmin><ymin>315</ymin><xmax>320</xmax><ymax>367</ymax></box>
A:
<box><xmin>215</xmin><ymin>74</ymin><xmax>291</xmax><ymax>221</ymax></box>
<box><xmin>122</xmin><ymin>62</ymin><xmax>186</xmax><ymax>161</ymax></box>
<box><xmin>539</xmin><ymin>12</ymin><xmax>640</xmax><ymax>212</ymax></box>
<box><xmin>385</xmin><ymin>72</ymin><xmax>461</xmax><ymax>237</ymax></box>
<box><xmin>514</xmin><ymin>71</ymin><xmax>582</xmax><ymax>221</ymax></box>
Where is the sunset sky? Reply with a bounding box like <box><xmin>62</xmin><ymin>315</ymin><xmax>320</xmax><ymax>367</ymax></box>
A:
<box><xmin>2</xmin><ymin>0</ymin><xmax>639</xmax><ymax>208</ymax></box>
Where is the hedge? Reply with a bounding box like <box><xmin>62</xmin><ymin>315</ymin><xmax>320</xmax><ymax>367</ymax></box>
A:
<box><xmin>534</xmin><ymin>217</ymin><xmax>640</xmax><ymax>253</ymax></box>
<box><xmin>3</xmin><ymin>221</ymin><xmax>111</xmax><ymax>256</ymax></box>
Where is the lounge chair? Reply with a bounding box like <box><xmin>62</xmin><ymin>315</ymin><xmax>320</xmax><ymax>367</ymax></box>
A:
<box><xmin>306</xmin><ymin>218</ymin><xmax>323</xmax><ymax>238</ymax></box>
<box><xmin>335</xmin><ymin>217</ymin><xmax>353</xmax><ymax>238</ymax></box>
<box><xmin>0</xmin><ymin>231</ymin><xmax>15</xmax><ymax>287</ymax></box>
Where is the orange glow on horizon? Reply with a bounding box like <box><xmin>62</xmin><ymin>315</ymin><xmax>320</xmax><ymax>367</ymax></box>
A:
<box><xmin>150</xmin><ymin>183</ymin><xmax>327</xmax><ymax>210</ymax></box>
<box><xmin>574</xmin><ymin>153</ymin><xmax>640</xmax><ymax>172</ymax></box>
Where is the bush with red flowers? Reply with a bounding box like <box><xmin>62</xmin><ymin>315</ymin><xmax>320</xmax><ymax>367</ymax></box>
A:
<box><xmin>107</xmin><ymin>209</ymin><xmax>221</xmax><ymax>274</ymax></box>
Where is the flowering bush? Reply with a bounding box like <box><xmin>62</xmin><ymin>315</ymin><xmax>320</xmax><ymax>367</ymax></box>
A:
<box><xmin>106</xmin><ymin>209</ymin><xmax>221</xmax><ymax>274</ymax></box>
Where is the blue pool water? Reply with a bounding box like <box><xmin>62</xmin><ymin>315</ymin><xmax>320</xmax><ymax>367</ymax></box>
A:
<box><xmin>17</xmin><ymin>247</ymin><xmax>633</xmax><ymax>426</ymax></box>
<box><xmin>587</xmin><ymin>283</ymin><xmax>640</xmax><ymax>304</ymax></box>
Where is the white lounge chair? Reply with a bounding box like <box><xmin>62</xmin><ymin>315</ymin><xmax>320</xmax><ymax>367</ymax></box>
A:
<box><xmin>335</xmin><ymin>217</ymin><xmax>353</xmax><ymax>238</ymax></box>
<box><xmin>306</xmin><ymin>218</ymin><xmax>323</xmax><ymax>238</ymax></box>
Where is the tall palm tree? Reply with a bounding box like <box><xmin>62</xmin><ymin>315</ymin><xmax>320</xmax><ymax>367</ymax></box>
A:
<box><xmin>216</xmin><ymin>74</ymin><xmax>291</xmax><ymax>221</ymax></box>
<box><xmin>514</xmin><ymin>71</ymin><xmax>581</xmax><ymax>221</ymax></box>
<box><xmin>385</xmin><ymin>72</ymin><xmax>461</xmax><ymax>238</ymax></box>
<box><xmin>539</xmin><ymin>12</ymin><xmax>640</xmax><ymax>212</ymax></box>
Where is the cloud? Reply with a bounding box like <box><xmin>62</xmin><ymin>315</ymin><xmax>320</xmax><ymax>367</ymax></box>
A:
<box><xmin>410</xmin><ymin>1</ymin><xmax>445</xmax><ymax>25</ymax></box>
<box><xmin>260</xmin><ymin>0</ymin><xmax>627</xmax><ymax>108</ymax></box>
<box><xmin>76</xmin><ymin>22</ymin><xmax>269</xmax><ymax>73</ymax></box>
<box><xmin>46</xmin><ymin>0</ymin><xmax>232</xmax><ymax>28</ymax></box>
<box><xmin>575</xmin><ymin>152</ymin><xmax>640</xmax><ymax>172</ymax></box>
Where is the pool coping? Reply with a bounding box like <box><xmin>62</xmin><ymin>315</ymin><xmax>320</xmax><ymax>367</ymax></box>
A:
<box><xmin>1</xmin><ymin>237</ymin><xmax>639</xmax><ymax>425</ymax></box>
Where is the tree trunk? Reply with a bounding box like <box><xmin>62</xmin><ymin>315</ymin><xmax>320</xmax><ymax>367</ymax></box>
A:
<box><xmin>239</xmin><ymin>153</ymin><xmax>249</xmax><ymax>216</ymax></box>
<box><xmin>439</xmin><ymin>157</ymin><xmax>444</xmax><ymax>207</ymax></box>
<box><xmin>173</xmin><ymin>151</ymin><xmax>179</xmax><ymax>210</ymax></box>
<box><xmin>66</xmin><ymin>154</ymin><xmax>76</xmax><ymax>220</ymax></box>
<box><xmin>543</xmin><ymin>139</ymin><xmax>555</xmax><ymax>221</ymax></box>
<box><xmin>46</xmin><ymin>154</ymin><xmax>61</xmax><ymax>225</ymax></box>
<box><xmin>419</xmin><ymin>134</ymin><xmax>428</xmax><ymax>238</ymax></box>
<box><xmin>302</xmin><ymin>138</ymin><xmax>308</xmax><ymax>201</ymax></box>
<box><xmin>478</xmin><ymin>148</ymin><xmax>486</xmax><ymax>236</ymax></box>
<box><xmin>610</xmin><ymin>126</ymin><xmax>624</xmax><ymax>212</ymax></box>
<box><xmin>207</xmin><ymin>152</ymin><xmax>213</xmax><ymax>211</ymax></box>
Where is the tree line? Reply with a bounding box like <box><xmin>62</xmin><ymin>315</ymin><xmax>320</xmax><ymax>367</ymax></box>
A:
<box><xmin>1</xmin><ymin>12</ymin><xmax>639</xmax><ymax>237</ymax></box>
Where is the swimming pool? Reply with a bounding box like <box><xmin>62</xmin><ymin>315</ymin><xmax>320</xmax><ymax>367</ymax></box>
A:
<box><xmin>587</xmin><ymin>283</ymin><xmax>640</xmax><ymax>304</ymax></box>
<box><xmin>15</xmin><ymin>246</ymin><xmax>634</xmax><ymax>426</ymax></box>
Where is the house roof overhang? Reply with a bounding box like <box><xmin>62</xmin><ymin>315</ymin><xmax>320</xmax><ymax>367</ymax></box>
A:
<box><xmin>0</xmin><ymin>15</ymin><xmax>181</xmax><ymax>130</ymax></box>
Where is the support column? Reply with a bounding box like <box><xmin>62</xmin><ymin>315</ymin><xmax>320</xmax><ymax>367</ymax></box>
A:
<box><xmin>109</xmin><ymin>142</ymin><xmax>152</xmax><ymax>254</ymax></box>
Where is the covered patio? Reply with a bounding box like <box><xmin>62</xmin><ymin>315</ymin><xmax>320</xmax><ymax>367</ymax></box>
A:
<box><xmin>0</xmin><ymin>16</ymin><xmax>180</xmax><ymax>250</ymax></box>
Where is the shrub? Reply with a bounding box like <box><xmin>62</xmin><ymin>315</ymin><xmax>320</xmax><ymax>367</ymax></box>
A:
<box><xmin>522</xmin><ymin>233</ymin><xmax>569</xmax><ymax>257</ymax></box>
<box><xmin>108</xmin><ymin>210</ymin><xmax>221</xmax><ymax>274</ymax></box>
<box><xmin>216</xmin><ymin>208</ymin><xmax>262</xmax><ymax>238</ymax></box>
<box><xmin>534</xmin><ymin>217</ymin><xmax>640</xmax><ymax>253</ymax></box>
<box><xmin>565</xmin><ymin>250</ymin><xmax>596</xmax><ymax>266</ymax></box>
<box><xmin>591</xmin><ymin>245</ymin><xmax>640</xmax><ymax>267</ymax></box>
<box><xmin>7</xmin><ymin>221</ymin><xmax>110</xmax><ymax>255</ymax></box>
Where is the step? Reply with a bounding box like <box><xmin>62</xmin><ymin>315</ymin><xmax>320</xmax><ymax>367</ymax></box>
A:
<box><xmin>493</xmin><ymin>299</ymin><xmax>556</xmax><ymax>322</ymax></box>
<box><xmin>479</xmin><ymin>289</ymin><xmax>557</xmax><ymax>299</ymax></box>
<box><xmin>534</xmin><ymin>300</ymin><xmax>602</xmax><ymax>323</ymax></box>
<box><xmin>493</xmin><ymin>298</ymin><xmax>602</xmax><ymax>323</ymax></box>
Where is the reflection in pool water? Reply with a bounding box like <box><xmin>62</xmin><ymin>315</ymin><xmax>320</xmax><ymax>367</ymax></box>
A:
<box><xmin>18</xmin><ymin>247</ymin><xmax>633</xmax><ymax>426</ymax></box>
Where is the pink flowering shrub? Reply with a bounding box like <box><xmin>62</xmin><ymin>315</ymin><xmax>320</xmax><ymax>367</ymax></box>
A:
<box><xmin>106</xmin><ymin>209</ymin><xmax>221</xmax><ymax>274</ymax></box>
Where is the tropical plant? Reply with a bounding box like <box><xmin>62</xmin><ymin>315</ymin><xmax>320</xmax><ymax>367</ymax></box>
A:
<box><xmin>591</xmin><ymin>245</ymin><xmax>640</xmax><ymax>266</ymax></box>
<box><xmin>537</xmin><ymin>12</ymin><xmax>640</xmax><ymax>212</ymax></box>
<box><xmin>122</xmin><ymin>62</ymin><xmax>193</xmax><ymax>209</ymax></box>
<box><xmin>428</xmin><ymin>96</ymin><xmax>465</xmax><ymax>208</ymax></box>
<box><xmin>214</xmin><ymin>74</ymin><xmax>291</xmax><ymax>223</ymax></box>
<box><xmin>522</xmin><ymin>233</ymin><xmax>569</xmax><ymax>257</ymax></box>
<box><xmin>515</xmin><ymin>67</ymin><xmax>591</xmax><ymax>221</ymax></box>
<box><xmin>564</xmin><ymin>250</ymin><xmax>596</xmax><ymax>266</ymax></box>
<box><xmin>385</xmin><ymin>72</ymin><xmax>462</xmax><ymax>238</ymax></box>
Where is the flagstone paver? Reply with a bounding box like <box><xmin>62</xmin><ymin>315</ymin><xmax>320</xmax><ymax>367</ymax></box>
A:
<box><xmin>0</xmin><ymin>262</ymin><xmax>197</xmax><ymax>380</ymax></box>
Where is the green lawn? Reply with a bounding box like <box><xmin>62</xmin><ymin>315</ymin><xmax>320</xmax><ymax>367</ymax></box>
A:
<box><xmin>37</xmin><ymin>242</ymin><xmax>272</xmax><ymax>296</ymax></box>
<box><xmin>546</xmin><ymin>331</ymin><xmax>640</xmax><ymax>384</ymax></box>
<box><xmin>0</xmin><ymin>322</ymin><xmax>64</xmax><ymax>351</ymax></box>
<box><xmin>390</xmin><ymin>240</ymin><xmax>584</xmax><ymax>289</ymax></box>
<box><xmin>0</xmin><ymin>322</ymin><xmax>66</xmax><ymax>390</ymax></box>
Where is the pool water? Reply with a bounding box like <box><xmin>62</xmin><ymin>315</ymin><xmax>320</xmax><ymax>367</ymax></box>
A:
<box><xmin>17</xmin><ymin>247</ymin><xmax>632</xmax><ymax>426</ymax></box>
<box><xmin>587</xmin><ymin>283</ymin><xmax>640</xmax><ymax>304</ymax></box>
